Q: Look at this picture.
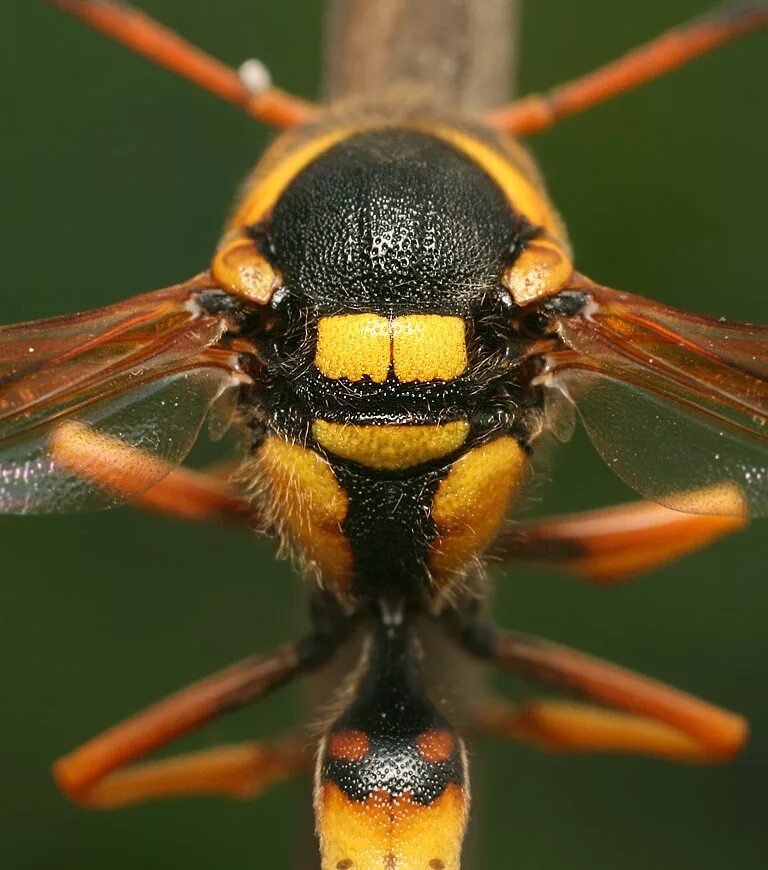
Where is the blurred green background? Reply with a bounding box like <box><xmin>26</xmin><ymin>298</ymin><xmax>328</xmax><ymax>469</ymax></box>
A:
<box><xmin>1</xmin><ymin>1</ymin><xmax>767</xmax><ymax>867</ymax></box>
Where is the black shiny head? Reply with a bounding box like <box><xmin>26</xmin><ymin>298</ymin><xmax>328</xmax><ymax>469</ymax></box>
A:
<box><xmin>269</xmin><ymin>128</ymin><xmax>518</xmax><ymax>314</ymax></box>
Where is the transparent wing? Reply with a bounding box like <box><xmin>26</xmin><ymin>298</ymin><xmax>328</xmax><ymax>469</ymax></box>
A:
<box><xmin>543</xmin><ymin>280</ymin><xmax>768</xmax><ymax>517</ymax></box>
<box><xmin>0</xmin><ymin>275</ymin><xmax>244</xmax><ymax>513</ymax></box>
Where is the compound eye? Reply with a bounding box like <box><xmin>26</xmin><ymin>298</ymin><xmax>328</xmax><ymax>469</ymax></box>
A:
<box><xmin>501</xmin><ymin>235</ymin><xmax>574</xmax><ymax>306</ymax></box>
<box><xmin>211</xmin><ymin>229</ymin><xmax>282</xmax><ymax>304</ymax></box>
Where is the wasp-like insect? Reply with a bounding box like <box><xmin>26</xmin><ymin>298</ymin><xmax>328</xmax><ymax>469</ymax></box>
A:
<box><xmin>2</xmin><ymin>2</ymin><xmax>768</xmax><ymax>868</ymax></box>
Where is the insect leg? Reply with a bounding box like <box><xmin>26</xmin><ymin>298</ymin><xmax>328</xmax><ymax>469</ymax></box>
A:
<box><xmin>55</xmin><ymin>593</ymin><xmax>350</xmax><ymax>806</ymax></box>
<box><xmin>446</xmin><ymin>608</ymin><xmax>747</xmax><ymax>763</ymax></box>
<box><xmin>487</xmin><ymin>1</ymin><xmax>768</xmax><ymax>135</ymax></box>
<box><xmin>493</xmin><ymin>500</ymin><xmax>745</xmax><ymax>584</ymax></box>
<box><xmin>42</xmin><ymin>0</ymin><xmax>316</xmax><ymax>128</ymax></box>
<box><xmin>129</xmin><ymin>464</ymin><xmax>255</xmax><ymax>527</ymax></box>
<box><xmin>473</xmin><ymin>699</ymin><xmax>734</xmax><ymax>763</ymax></box>
<box><xmin>65</xmin><ymin>738</ymin><xmax>310</xmax><ymax>808</ymax></box>
<box><xmin>48</xmin><ymin>418</ymin><xmax>258</xmax><ymax>527</ymax></box>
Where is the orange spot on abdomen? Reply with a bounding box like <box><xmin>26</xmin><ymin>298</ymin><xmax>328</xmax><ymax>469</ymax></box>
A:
<box><xmin>328</xmin><ymin>730</ymin><xmax>370</xmax><ymax>762</ymax></box>
<box><xmin>415</xmin><ymin>730</ymin><xmax>456</xmax><ymax>764</ymax></box>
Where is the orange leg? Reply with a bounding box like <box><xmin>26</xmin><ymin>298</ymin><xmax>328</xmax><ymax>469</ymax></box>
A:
<box><xmin>474</xmin><ymin>699</ymin><xmax>735</xmax><ymax>763</ymax></box>
<box><xmin>130</xmin><ymin>464</ymin><xmax>256</xmax><ymax>528</ymax></box>
<box><xmin>54</xmin><ymin>614</ymin><xmax>346</xmax><ymax>804</ymax></box>
<box><xmin>50</xmin><ymin>418</ymin><xmax>257</xmax><ymax>528</ymax></box>
<box><xmin>452</xmin><ymin>620</ymin><xmax>747</xmax><ymax>763</ymax></box>
<box><xmin>68</xmin><ymin>739</ymin><xmax>310</xmax><ymax>808</ymax></box>
<box><xmin>42</xmin><ymin>0</ymin><xmax>317</xmax><ymax>128</ymax></box>
<box><xmin>494</xmin><ymin>500</ymin><xmax>745</xmax><ymax>584</ymax></box>
<box><xmin>488</xmin><ymin>2</ymin><xmax>768</xmax><ymax>135</ymax></box>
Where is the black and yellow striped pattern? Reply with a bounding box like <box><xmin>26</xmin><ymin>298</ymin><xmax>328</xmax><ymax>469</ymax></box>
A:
<box><xmin>224</xmin><ymin>115</ymin><xmax>559</xmax><ymax>603</ymax></box>
<box><xmin>315</xmin><ymin>616</ymin><xmax>469</xmax><ymax>870</ymax></box>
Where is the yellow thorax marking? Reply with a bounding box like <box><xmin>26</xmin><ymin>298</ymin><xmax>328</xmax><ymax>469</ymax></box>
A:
<box><xmin>228</xmin><ymin>126</ymin><xmax>355</xmax><ymax>230</ymax></box>
<box><xmin>313</xmin><ymin>420</ymin><xmax>470</xmax><ymax>471</ymax></box>
<box><xmin>226</xmin><ymin>121</ymin><xmax>564</xmax><ymax>248</ymax></box>
<box><xmin>392</xmin><ymin>315</ymin><xmax>467</xmax><ymax>382</ymax></box>
<box><xmin>425</xmin><ymin>125</ymin><xmax>563</xmax><ymax>240</ymax></box>
<box><xmin>315</xmin><ymin>313</ymin><xmax>468</xmax><ymax>383</ymax></box>
<box><xmin>315</xmin><ymin>313</ymin><xmax>391</xmax><ymax>383</ymax></box>
<box><xmin>430</xmin><ymin>436</ymin><xmax>527</xmax><ymax>580</ymax></box>
<box><xmin>256</xmin><ymin>436</ymin><xmax>352</xmax><ymax>591</ymax></box>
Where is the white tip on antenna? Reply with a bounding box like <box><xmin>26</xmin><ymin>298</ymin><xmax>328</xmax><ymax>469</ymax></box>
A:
<box><xmin>238</xmin><ymin>59</ymin><xmax>272</xmax><ymax>96</ymax></box>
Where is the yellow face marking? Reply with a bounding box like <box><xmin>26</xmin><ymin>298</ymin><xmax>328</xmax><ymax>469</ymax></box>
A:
<box><xmin>316</xmin><ymin>781</ymin><xmax>468</xmax><ymax>870</ymax></box>
<box><xmin>228</xmin><ymin>127</ymin><xmax>354</xmax><ymax>230</ymax></box>
<box><xmin>256</xmin><ymin>436</ymin><xmax>352</xmax><ymax>591</ymax></box>
<box><xmin>502</xmin><ymin>236</ymin><xmax>574</xmax><ymax>306</ymax></box>
<box><xmin>430</xmin><ymin>436</ymin><xmax>526</xmax><ymax>579</ymax></box>
<box><xmin>313</xmin><ymin>420</ymin><xmax>470</xmax><ymax>471</ymax></box>
<box><xmin>316</xmin><ymin>314</ymin><xmax>391</xmax><ymax>383</ymax></box>
<box><xmin>392</xmin><ymin>316</ymin><xmax>467</xmax><ymax>382</ymax></box>
<box><xmin>315</xmin><ymin>314</ymin><xmax>467</xmax><ymax>384</ymax></box>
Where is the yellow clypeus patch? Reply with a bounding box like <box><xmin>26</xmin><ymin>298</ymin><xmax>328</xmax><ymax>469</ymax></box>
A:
<box><xmin>315</xmin><ymin>314</ymin><xmax>391</xmax><ymax>383</ymax></box>
<box><xmin>256</xmin><ymin>436</ymin><xmax>352</xmax><ymax>592</ymax></box>
<box><xmin>313</xmin><ymin>420</ymin><xmax>470</xmax><ymax>470</ymax></box>
<box><xmin>392</xmin><ymin>315</ymin><xmax>467</xmax><ymax>382</ymax></box>
<box><xmin>430</xmin><ymin>436</ymin><xmax>526</xmax><ymax>580</ymax></box>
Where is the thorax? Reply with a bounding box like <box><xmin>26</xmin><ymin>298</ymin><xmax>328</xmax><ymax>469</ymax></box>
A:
<box><xmin>215</xmin><ymin>107</ymin><xmax>570</xmax><ymax>603</ymax></box>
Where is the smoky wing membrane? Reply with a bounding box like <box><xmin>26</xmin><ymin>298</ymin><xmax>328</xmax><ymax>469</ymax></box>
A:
<box><xmin>545</xmin><ymin>283</ymin><xmax>768</xmax><ymax>518</ymax></box>
<box><xmin>0</xmin><ymin>278</ymin><xmax>242</xmax><ymax>514</ymax></box>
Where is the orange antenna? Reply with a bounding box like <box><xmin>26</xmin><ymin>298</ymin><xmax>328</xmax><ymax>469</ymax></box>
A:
<box><xmin>43</xmin><ymin>0</ymin><xmax>318</xmax><ymax>129</ymax></box>
<box><xmin>488</xmin><ymin>1</ymin><xmax>768</xmax><ymax>136</ymax></box>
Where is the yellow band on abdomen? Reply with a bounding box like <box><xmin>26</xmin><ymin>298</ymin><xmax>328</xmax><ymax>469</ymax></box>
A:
<box><xmin>313</xmin><ymin>419</ymin><xmax>470</xmax><ymax>470</ymax></box>
<box><xmin>316</xmin><ymin>780</ymin><xmax>467</xmax><ymax>870</ymax></box>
